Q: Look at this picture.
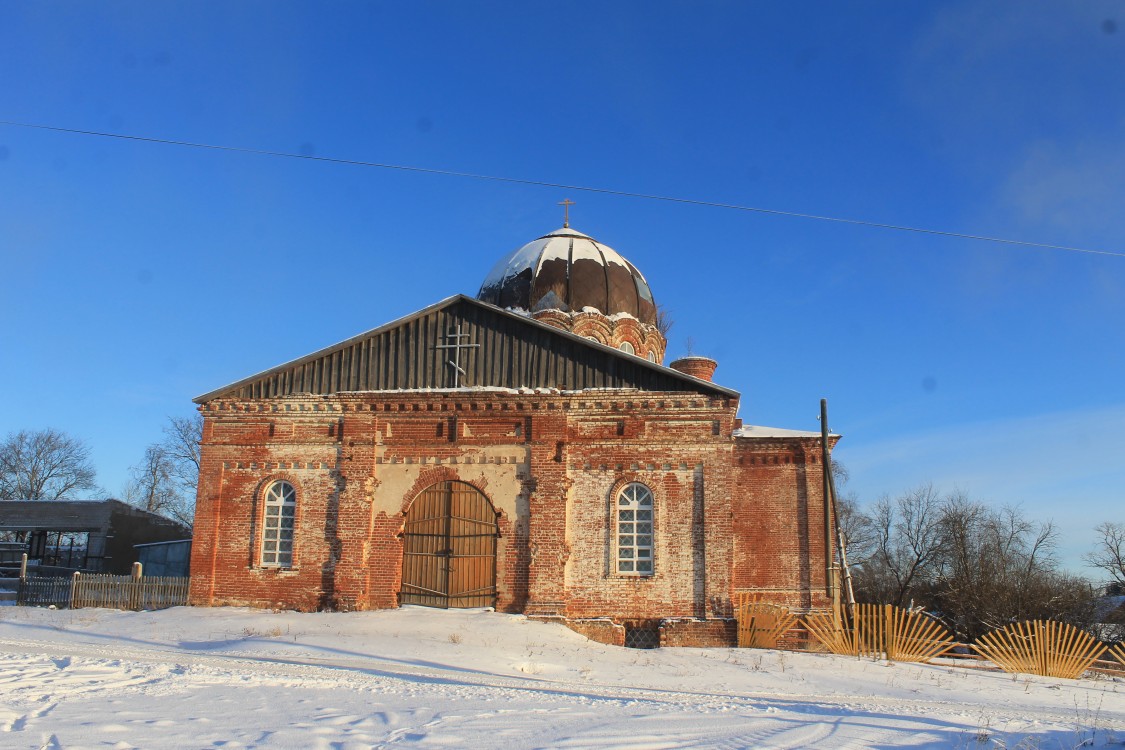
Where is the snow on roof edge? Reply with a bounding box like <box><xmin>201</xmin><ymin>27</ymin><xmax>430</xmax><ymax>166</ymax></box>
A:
<box><xmin>734</xmin><ymin>424</ymin><xmax>840</xmax><ymax>440</ymax></box>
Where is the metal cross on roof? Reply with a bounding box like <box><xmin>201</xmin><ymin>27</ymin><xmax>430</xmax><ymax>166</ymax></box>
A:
<box><xmin>434</xmin><ymin>324</ymin><xmax>480</xmax><ymax>387</ymax></box>
<box><xmin>558</xmin><ymin>198</ymin><xmax>575</xmax><ymax>228</ymax></box>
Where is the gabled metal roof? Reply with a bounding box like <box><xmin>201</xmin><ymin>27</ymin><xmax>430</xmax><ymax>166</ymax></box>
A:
<box><xmin>195</xmin><ymin>295</ymin><xmax>738</xmax><ymax>403</ymax></box>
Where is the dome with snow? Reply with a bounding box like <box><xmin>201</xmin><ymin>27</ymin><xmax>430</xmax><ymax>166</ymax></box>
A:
<box><xmin>477</xmin><ymin>227</ymin><xmax>657</xmax><ymax>326</ymax></box>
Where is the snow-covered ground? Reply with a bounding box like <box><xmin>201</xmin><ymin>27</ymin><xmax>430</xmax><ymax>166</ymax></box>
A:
<box><xmin>0</xmin><ymin>606</ymin><xmax>1122</xmax><ymax>749</ymax></box>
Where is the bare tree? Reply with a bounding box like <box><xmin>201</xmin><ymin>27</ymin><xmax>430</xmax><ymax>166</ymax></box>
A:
<box><xmin>930</xmin><ymin>496</ymin><xmax>1097</xmax><ymax>640</ymax></box>
<box><xmin>829</xmin><ymin>461</ymin><xmax>875</xmax><ymax>568</ymax></box>
<box><xmin>835</xmin><ymin>494</ymin><xmax>875</xmax><ymax>568</ymax></box>
<box><xmin>1086</xmin><ymin>521</ymin><xmax>1125</xmax><ymax>587</ymax></box>
<box><xmin>124</xmin><ymin>414</ymin><xmax>202</xmax><ymax>528</ymax></box>
<box><xmin>161</xmin><ymin>415</ymin><xmax>202</xmax><ymax>495</ymax></box>
<box><xmin>857</xmin><ymin>485</ymin><xmax>945</xmax><ymax>607</ymax></box>
<box><xmin>124</xmin><ymin>445</ymin><xmax>192</xmax><ymax>526</ymax></box>
<box><xmin>849</xmin><ymin>484</ymin><xmax>1099</xmax><ymax>640</ymax></box>
<box><xmin>0</xmin><ymin>429</ymin><xmax>97</xmax><ymax>501</ymax></box>
<box><xmin>655</xmin><ymin>302</ymin><xmax>674</xmax><ymax>338</ymax></box>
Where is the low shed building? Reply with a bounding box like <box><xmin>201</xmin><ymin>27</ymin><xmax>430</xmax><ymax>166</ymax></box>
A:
<box><xmin>0</xmin><ymin>499</ymin><xmax>190</xmax><ymax>574</ymax></box>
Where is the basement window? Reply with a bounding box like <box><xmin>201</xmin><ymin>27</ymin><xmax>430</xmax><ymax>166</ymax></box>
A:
<box><xmin>624</xmin><ymin>620</ymin><xmax>661</xmax><ymax>649</ymax></box>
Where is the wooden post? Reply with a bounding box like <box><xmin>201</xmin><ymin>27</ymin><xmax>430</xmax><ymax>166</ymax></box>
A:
<box><xmin>70</xmin><ymin>571</ymin><xmax>81</xmax><ymax>609</ymax></box>
<box><xmin>821</xmin><ymin>399</ymin><xmax>856</xmax><ymax>622</ymax></box>
<box><xmin>19</xmin><ymin>552</ymin><xmax>27</xmax><ymax>580</ymax></box>
<box><xmin>131</xmin><ymin>562</ymin><xmax>143</xmax><ymax>610</ymax></box>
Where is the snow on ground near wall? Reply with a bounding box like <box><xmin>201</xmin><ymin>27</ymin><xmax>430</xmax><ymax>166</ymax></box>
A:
<box><xmin>0</xmin><ymin>607</ymin><xmax>1122</xmax><ymax>749</ymax></box>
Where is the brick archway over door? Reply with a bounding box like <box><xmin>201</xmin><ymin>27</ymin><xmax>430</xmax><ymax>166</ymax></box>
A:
<box><xmin>400</xmin><ymin>480</ymin><xmax>499</xmax><ymax>608</ymax></box>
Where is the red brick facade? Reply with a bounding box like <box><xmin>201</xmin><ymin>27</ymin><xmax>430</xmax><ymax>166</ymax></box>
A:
<box><xmin>189</xmin><ymin>388</ymin><xmax>837</xmax><ymax>645</ymax></box>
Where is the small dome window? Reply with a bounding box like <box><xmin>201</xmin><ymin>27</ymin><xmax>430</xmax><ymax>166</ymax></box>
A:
<box><xmin>618</xmin><ymin>342</ymin><xmax>635</xmax><ymax>355</ymax></box>
<box><xmin>647</xmin><ymin>351</ymin><xmax>657</xmax><ymax>363</ymax></box>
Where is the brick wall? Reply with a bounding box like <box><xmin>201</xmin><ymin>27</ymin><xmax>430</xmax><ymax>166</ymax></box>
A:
<box><xmin>189</xmin><ymin>389</ymin><xmax>837</xmax><ymax>638</ymax></box>
<box><xmin>730</xmin><ymin>438</ymin><xmax>835</xmax><ymax>610</ymax></box>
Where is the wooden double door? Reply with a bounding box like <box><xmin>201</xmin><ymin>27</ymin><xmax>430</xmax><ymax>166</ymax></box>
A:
<box><xmin>400</xmin><ymin>481</ymin><xmax>499</xmax><ymax>608</ymax></box>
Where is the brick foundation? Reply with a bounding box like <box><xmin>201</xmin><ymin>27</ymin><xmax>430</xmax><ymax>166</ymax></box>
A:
<box><xmin>560</xmin><ymin>618</ymin><xmax>626</xmax><ymax>647</ymax></box>
<box><xmin>659</xmin><ymin>618</ymin><xmax>739</xmax><ymax>647</ymax></box>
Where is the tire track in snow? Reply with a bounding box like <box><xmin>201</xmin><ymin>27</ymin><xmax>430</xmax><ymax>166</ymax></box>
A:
<box><xmin>1</xmin><ymin>635</ymin><xmax>1119</xmax><ymax>736</ymax></box>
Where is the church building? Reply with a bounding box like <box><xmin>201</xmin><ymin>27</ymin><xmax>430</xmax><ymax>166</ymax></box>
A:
<box><xmin>188</xmin><ymin>220</ymin><xmax>838</xmax><ymax>646</ymax></box>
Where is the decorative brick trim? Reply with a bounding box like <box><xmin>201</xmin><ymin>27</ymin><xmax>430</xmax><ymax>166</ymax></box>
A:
<box><xmin>399</xmin><ymin>468</ymin><xmax>492</xmax><ymax>515</ymax></box>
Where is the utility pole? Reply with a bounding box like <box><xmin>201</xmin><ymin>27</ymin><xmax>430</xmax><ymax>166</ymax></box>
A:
<box><xmin>820</xmin><ymin>399</ymin><xmax>833</xmax><ymax>600</ymax></box>
<box><xmin>820</xmin><ymin>398</ymin><xmax>856</xmax><ymax>622</ymax></box>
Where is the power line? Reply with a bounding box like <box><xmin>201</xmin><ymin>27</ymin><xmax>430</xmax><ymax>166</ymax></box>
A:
<box><xmin>2</xmin><ymin>118</ymin><xmax>1122</xmax><ymax>259</ymax></box>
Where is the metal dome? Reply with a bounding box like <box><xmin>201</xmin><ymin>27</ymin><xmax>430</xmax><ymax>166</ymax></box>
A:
<box><xmin>477</xmin><ymin>227</ymin><xmax>657</xmax><ymax>326</ymax></box>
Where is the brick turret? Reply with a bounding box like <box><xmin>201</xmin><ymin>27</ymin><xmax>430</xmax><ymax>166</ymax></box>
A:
<box><xmin>669</xmin><ymin>356</ymin><xmax>718</xmax><ymax>382</ymax></box>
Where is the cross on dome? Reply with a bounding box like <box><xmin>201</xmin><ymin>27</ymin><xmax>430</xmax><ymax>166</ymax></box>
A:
<box><xmin>558</xmin><ymin>198</ymin><xmax>575</xmax><ymax>228</ymax></box>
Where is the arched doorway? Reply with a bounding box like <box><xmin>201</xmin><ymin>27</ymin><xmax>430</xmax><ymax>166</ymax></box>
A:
<box><xmin>400</xmin><ymin>480</ymin><xmax>499</xmax><ymax>608</ymax></box>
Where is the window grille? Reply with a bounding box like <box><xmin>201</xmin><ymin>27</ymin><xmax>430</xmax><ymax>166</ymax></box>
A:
<box><xmin>261</xmin><ymin>480</ymin><xmax>296</xmax><ymax>567</ymax></box>
<box><xmin>624</xmin><ymin>621</ymin><xmax>661</xmax><ymax>649</ymax></box>
<box><xmin>616</xmin><ymin>483</ymin><xmax>654</xmax><ymax>575</ymax></box>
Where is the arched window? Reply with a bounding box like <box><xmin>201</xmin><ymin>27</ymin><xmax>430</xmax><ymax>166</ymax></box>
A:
<box><xmin>616</xmin><ymin>482</ymin><xmax>654</xmax><ymax>575</ymax></box>
<box><xmin>261</xmin><ymin>480</ymin><xmax>296</xmax><ymax>568</ymax></box>
<box><xmin>646</xmin><ymin>351</ymin><xmax>657</xmax><ymax>363</ymax></box>
<box><xmin>618</xmin><ymin>341</ymin><xmax>635</xmax><ymax>355</ymax></box>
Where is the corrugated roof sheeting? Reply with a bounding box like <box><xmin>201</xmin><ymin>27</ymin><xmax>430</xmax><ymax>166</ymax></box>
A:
<box><xmin>200</xmin><ymin>296</ymin><xmax>735</xmax><ymax>402</ymax></box>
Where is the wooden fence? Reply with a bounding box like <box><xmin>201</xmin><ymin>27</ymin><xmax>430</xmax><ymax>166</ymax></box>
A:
<box><xmin>803</xmin><ymin>604</ymin><xmax>955</xmax><ymax>663</ymax></box>
<box><xmin>16</xmin><ymin>576</ymin><xmax>73</xmax><ymax>608</ymax></box>
<box><xmin>735</xmin><ymin>593</ymin><xmax>800</xmax><ymax>648</ymax></box>
<box><xmin>1111</xmin><ymin>642</ymin><xmax>1125</xmax><ymax>669</ymax></box>
<box><xmin>17</xmin><ymin>572</ymin><xmax>190</xmax><ymax>611</ymax></box>
<box><xmin>736</xmin><ymin>602</ymin><xmax>1123</xmax><ymax>680</ymax></box>
<box><xmin>973</xmin><ymin>620</ymin><xmax>1106</xmax><ymax>680</ymax></box>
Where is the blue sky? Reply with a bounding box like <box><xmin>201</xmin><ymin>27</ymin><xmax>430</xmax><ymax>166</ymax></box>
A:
<box><xmin>1</xmin><ymin>2</ymin><xmax>1123</xmax><ymax>572</ymax></box>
